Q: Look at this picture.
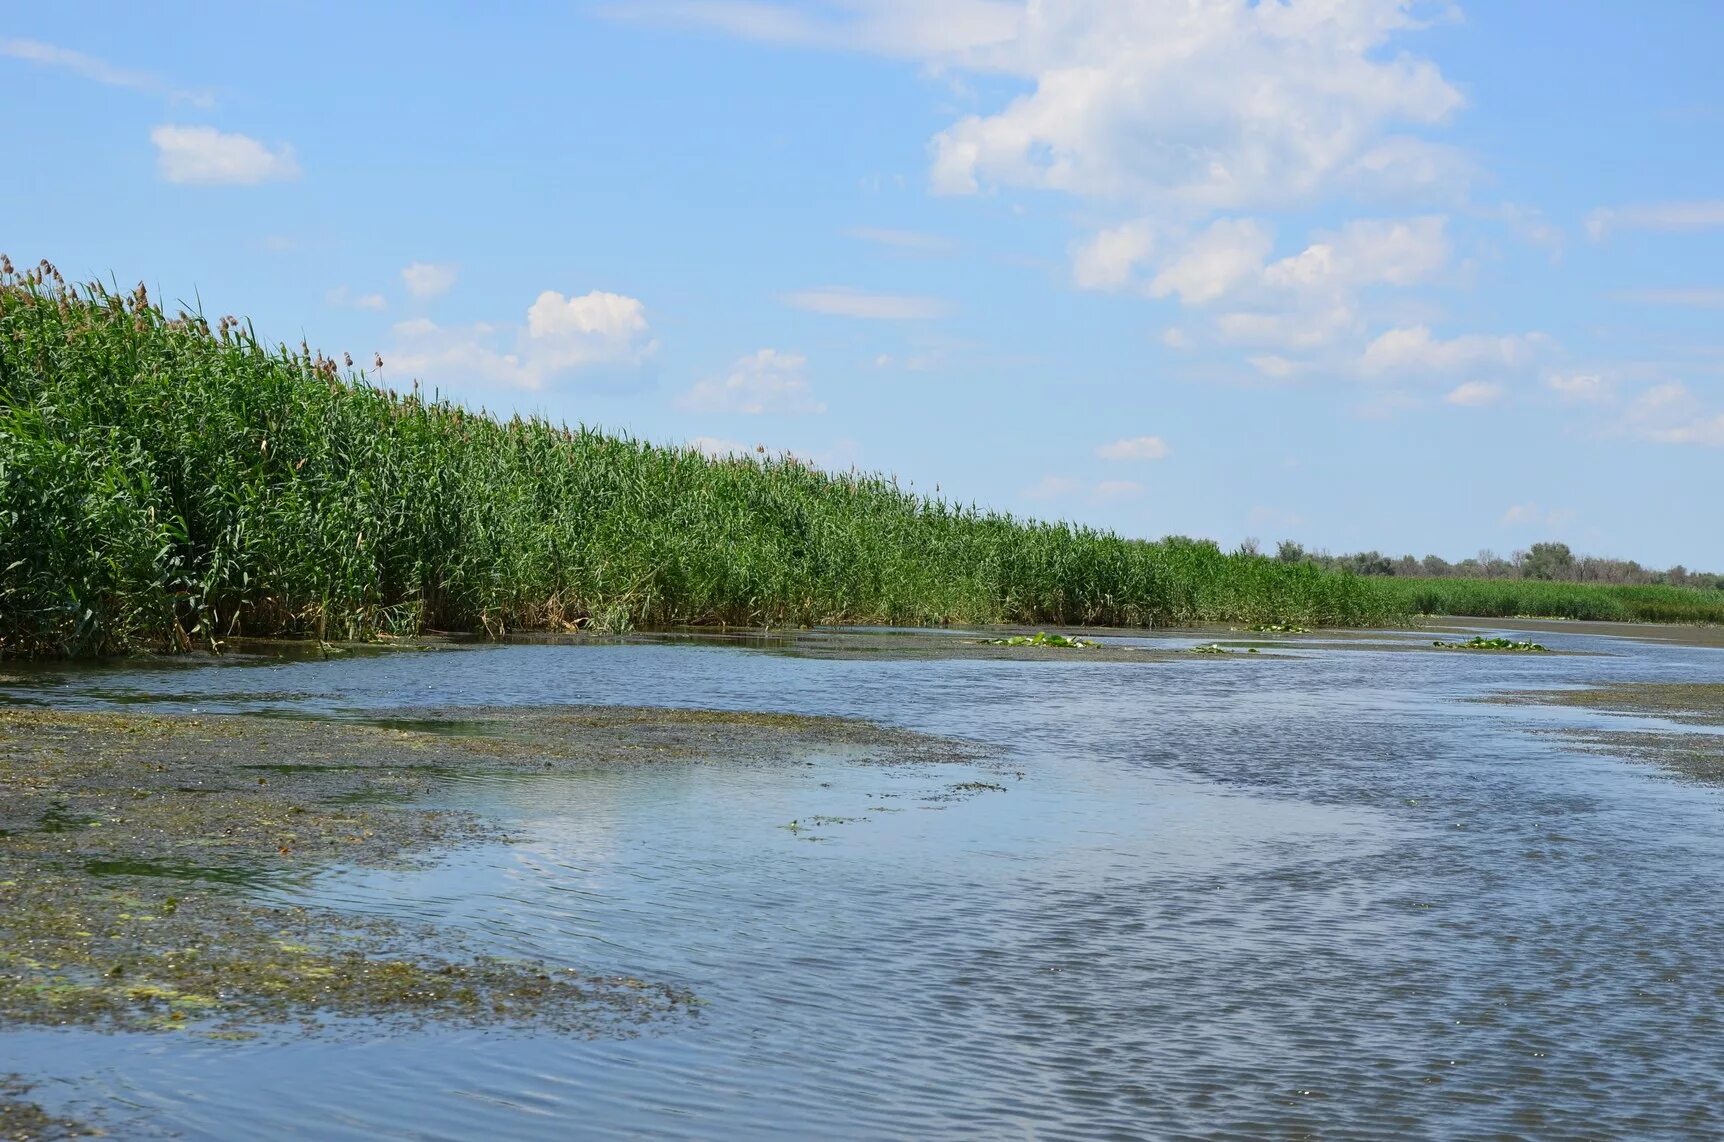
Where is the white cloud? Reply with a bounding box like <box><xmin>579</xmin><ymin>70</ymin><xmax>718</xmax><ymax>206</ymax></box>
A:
<box><xmin>1444</xmin><ymin>381</ymin><xmax>1502</xmax><ymax>407</ymax></box>
<box><xmin>402</xmin><ymin>262</ymin><xmax>458</xmax><ymax>299</ymax></box>
<box><xmin>1626</xmin><ymin>381</ymin><xmax>1724</xmax><ymax>447</ymax></box>
<box><xmin>326</xmin><ymin>285</ymin><xmax>388</xmax><ymax>312</ymax></box>
<box><xmin>1501</xmin><ymin>502</ymin><xmax>1573</xmax><ymax>529</ymax></box>
<box><xmin>1</xmin><ymin>37</ymin><xmax>211</xmax><ymax>105</ymax></box>
<box><xmin>1262</xmin><ymin>216</ymin><xmax>1448</xmax><ymax>291</ymax></box>
<box><xmin>1361</xmin><ymin>325</ymin><xmax>1543</xmax><ymax>375</ymax></box>
<box><xmin>612</xmin><ymin>0</ymin><xmax>1019</xmax><ymax>57</ymax></box>
<box><xmin>1249</xmin><ymin>354</ymin><xmax>1303</xmax><ymax>379</ymax></box>
<box><xmin>1545</xmin><ymin>373</ymin><xmax>1610</xmax><ymax>403</ymax></box>
<box><xmin>1149</xmin><ymin>218</ymin><xmax>1274</xmax><ymax>305</ymax></box>
<box><xmin>687</xmin><ymin>435</ymin><xmax>756</xmax><ymax>458</ymax></box>
<box><xmin>783</xmin><ymin>287</ymin><xmax>950</xmax><ymax>319</ymax></box>
<box><xmin>1586</xmin><ymin>200</ymin><xmax>1724</xmax><ymax>240</ymax></box>
<box><xmin>845</xmin><ymin>226</ymin><xmax>956</xmax><ymax>253</ymax></box>
<box><xmin>1216</xmin><ymin>304</ymin><xmax>1358</xmax><ymax>350</ymax></box>
<box><xmin>150</xmin><ymin>125</ymin><xmax>299</xmax><ymax>185</ymax></box>
<box><xmin>387</xmin><ymin>288</ymin><xmax>656</xmax><ymax>390</ymax></box>
<box><xmin>1160</xmin><ymin>327</ymin><xmax>1191</xmax><ymax>350</ymax></box>
<box><xmin>1072</xmin><ymin>220</ymin><xmax>1156</xmax><ymax>291</ymax></box>
<box><xmin>678</xmin><ymin>349</ymin><xmax>825</xmax><ymax>414</ymax></box>
<box><xmin>634</xmin><ymin>2</ymin><xmax>1465</xmax><ymax>212</ymax></box>
<box><xmin>1125</xmin><ymin>214</ymin><xmax>1445</xmax><ymax>351</ymax></box>
<box><xmin>1024</xmin><ymin>474</ymin><xmax>1082</xmax><ymax>502</ymax></box>
<box><xmin>925</xmin><ymin>1</ymin><xmax>1464</xmax><ymax>209</ymax></box>
<box><xmin>525</xmin><ymin>290</ymin><xmax>656</xmax><ymax>372</ymax></box>
<box><xmin>1096</xmin><ymin>435</ymin><xmax>1169</xmax><ymax>461</ymax></box>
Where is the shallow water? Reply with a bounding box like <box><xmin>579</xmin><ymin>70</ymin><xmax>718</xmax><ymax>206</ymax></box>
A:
<box><xmin>5</xmin><ymin>623</ymin><xmax>1724</xmax><ymax>1139</ymax></box>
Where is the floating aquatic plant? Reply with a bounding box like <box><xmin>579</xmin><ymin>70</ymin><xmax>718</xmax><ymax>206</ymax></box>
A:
<box><xmin>1432</xmin><ymin>636</ymin><xmax>1549</xmax><ymax>652</ymax></box>
<box><xmin>979</xmin><ymin>632</ymin><xmax>1097</xmax><ymax>649</ymax></box>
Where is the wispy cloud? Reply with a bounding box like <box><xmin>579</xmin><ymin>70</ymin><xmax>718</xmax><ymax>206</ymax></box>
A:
<box><xmin>783</xmin><ymin>287</ymin><xmax>950</xmax><ymax>320</ymax></box>
<box><xmin>326</xmin><ymin>285</ymin><xmax>388</xmax><ymax>312</ymax></box>
<box><xmin>1586</xmin><ymin>200</ymin><xmax>1724</xmax><ymax>240</ymax></box>
<box><xmin>1444</xmin><ymin>381</ymin><xmax>1503</xmax><ymax>407</ymax></box>
<box><xmin>150</xmin><ymin>125</ymin><xmax>299</xmax><ymax>186</ymax></box>
<box><xmin>1</xmin><ymin>37</ymin><xmax>213</xmax><ymax>106</ymax></box>
<box><xmin>1095</xmin><ymin>435</ymin><xmax>1169</xmax><ymax>461</ymax></box>
<box><xmin>1614</xmin><ymin>287</ymin><xmax>1724</xmax><ymax>308</ymax></box>
<box><xmin>678</xmin><ymin>349</ymin><xmax>825</xmax><ymax>414</ymax></box>
<box><xmin>402</xmin><ymin>262</ymin><xmax>458</xmax><ymax>299</ymax></box>
<box><xmin>845</xmin><ymin>227</ymin><xmax>956</xmax><ymax>254</ymax></box>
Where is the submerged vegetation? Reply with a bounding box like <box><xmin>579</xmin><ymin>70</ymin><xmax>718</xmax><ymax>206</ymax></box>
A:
<box><xmin>1432</xmin><ymin>636</ymin><xmax>1549</xmax><ymax>652</ymax></box>
<box><xmin>0</xmin><ymin>261</ymin><xmax>1397</xmax><ymax>658</ymax></box>
<box><xmin>0</xmin><ymin>704</ymin><xmax>968</xmax><ymax>1035</ymax></box>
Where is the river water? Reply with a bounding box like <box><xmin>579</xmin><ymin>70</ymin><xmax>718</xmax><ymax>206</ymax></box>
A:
<box><xmin>4</xmin><ymin>624</ymin><xmax>1724</xmax><ymax>1139</ymax></box>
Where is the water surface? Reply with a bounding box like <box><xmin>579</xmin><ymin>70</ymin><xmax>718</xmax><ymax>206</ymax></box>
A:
<box><xmin>5</xmin><ymin>624</ymin><xmax>1723</xmax><ymax>1138</ymax></box>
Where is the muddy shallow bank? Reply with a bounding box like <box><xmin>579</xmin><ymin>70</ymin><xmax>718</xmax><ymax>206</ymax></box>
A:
<box><xmin>0</xmin><ymin>705</ymin><xmax>977</xmax><ymax>1042</ymax></box>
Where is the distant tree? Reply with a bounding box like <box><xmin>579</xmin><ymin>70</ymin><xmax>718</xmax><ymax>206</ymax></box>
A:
<box><xmin>1421</xmin><ymin>554</ymin><xmax>1453</xmax><ymax>577</ymax></box>
<box><xmin>1522</xmin><ymin>541</ymin><xmax>1577</xmax><ymax>581</ymax></box>
<box><xmin>1276</xmin><ymin>540</ymin><xmax>1306</xmax><ymax>563</ymax></box>
<box><xmin>1239</xmin><ymin>536</ymin><xmax>1261</xmax><ymax>557</ymax></box>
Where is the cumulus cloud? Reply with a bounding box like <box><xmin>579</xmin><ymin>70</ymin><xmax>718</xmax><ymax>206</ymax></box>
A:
<box><xmin>1095</xmin><ymin>435</ymin><xmax>1169</xmax><ymax>461</ymax></box>
<box><xmin>402</xmin><ymin>262</ymin><xmax>458</xmax><ymax>299</ymax></box>
<box><xmin>1072</xmin><ymin>220</ymin><xmax>1156</xmax><ymax>290</ymax></box>
<box><xmin>1148</xmin><ymin>219</ymin><xmax>1275</xmax><ymax>304</ymax></box>
<box><xmin>387</xmin><ymin>289</ymin><xmax>656</xmax><ymax>390</ymax></box>
<box><xmin>1586</xmin><ymin>200</ymin><xmax>1724</xmax><ymax>240</ymax></box>
<box><xmin>920</xmin><ymin>1</ymin><xmax>1464</xmax><ymax>210</ymax></box>
<box><xmin>150</xmin><ymin>125</ymin><xmax>299</xmax><ymax>185</ymax></box>
<box><xmin>1444</xmin><ymin>381</ymin><xmax>1502</xmax><ymax>407</ymax></box>
<box><xmin>1106</xmin><ymin>214</ymin><xmax>1449</xmax><ymax>352</ymax></box>
<box><xmin>634</xmin><ymin>2</ymin><xmax>1466</xmax><ymax>211</ymax></box>
<box><xmin>783</xmin><ymin>287</ymin><xmax>951</xmax><ymax>319</ymax></box>
<box><xmin>678</xmin><ymin>349</ymin><xmax>826</xmax><ymax>414</ymax></box>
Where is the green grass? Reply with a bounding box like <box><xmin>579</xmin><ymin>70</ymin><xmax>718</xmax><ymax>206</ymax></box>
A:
<box><xmin>1378</xmin><ymin>577</ymin><xmax>1724</xmax><ymax>625</ymax></box>
<box><xmin>0</xmin><ymin>264</ymin><xmax>1399</xmax><ymax>658</ymax></box>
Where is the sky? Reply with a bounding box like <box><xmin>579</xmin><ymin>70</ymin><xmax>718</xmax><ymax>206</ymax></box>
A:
<box><xmin>4</xmin><ymin>1</ymin><xmax>1722</xmax><ymax>568</ymax></box>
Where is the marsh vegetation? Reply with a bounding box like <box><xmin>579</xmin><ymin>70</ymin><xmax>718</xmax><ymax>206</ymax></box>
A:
<box><xmin>0</xmin><ymin>262</ymin><xmax>1404</xmax><ymax>659</ymax></box>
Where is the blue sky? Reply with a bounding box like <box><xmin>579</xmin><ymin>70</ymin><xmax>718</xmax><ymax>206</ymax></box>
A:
<box><xmin>5</xmin><ymin>2</ymin><xmax>1722</xmax><ymax>567</ymax></box>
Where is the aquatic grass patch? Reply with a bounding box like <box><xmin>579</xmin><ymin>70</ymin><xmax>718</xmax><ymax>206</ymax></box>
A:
<box><xmin>1432</xmin><ymin>636</ymin><xmax>1549</xmax><ymax>652</ymax></box>
<box><xmin>978</xmin><ymin>632</ymin><xmax>1097</xmax><ymax>648</ymax></box>
<box><xmin>0</xmin><ymin>704</ymin><xmax>982</xmax><ymax>1035</ymax></box>
<box><xmin>0</xmin><ymin>260</ymin><xmax>1398</xmax><ymax>658</ymax></box>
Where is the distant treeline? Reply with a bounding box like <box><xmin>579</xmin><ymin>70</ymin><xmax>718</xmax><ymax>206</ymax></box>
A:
<box><xmin>1269</xmin><ymin>541</ymin><xmax>1723</xmax><ymax>592</ymax></box>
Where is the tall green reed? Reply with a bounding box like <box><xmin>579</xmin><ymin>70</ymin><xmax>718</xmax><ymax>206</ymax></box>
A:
<box><xmin>0</xmin><ymin>261</ymin><xmax>1400</xmax><ymax>658</ymax></box>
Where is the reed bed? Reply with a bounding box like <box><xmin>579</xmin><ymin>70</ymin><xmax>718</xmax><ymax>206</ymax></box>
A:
<box><xmin>1378</xmin><ymin>578</ymin><xmax>1724</xmax><ymax>625</ymax></box>
<box><xmin>0</xmin><ymin>260</ymin><xmax>1398</xmax><ymax>657</ymax></box>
